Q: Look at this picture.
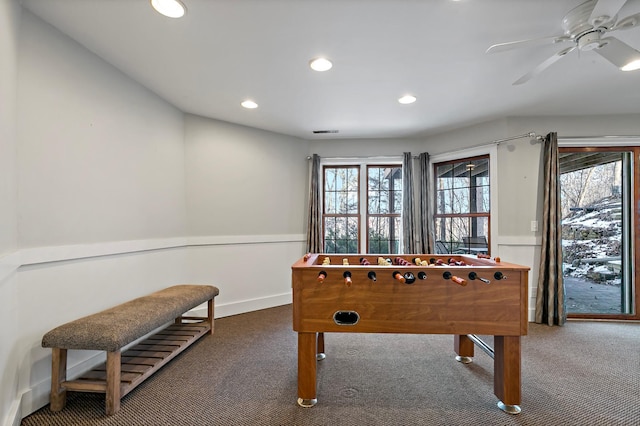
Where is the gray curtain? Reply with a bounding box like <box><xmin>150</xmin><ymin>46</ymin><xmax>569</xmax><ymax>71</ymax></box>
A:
<box><xmin>418</xmin><ymin>152</ymin><xmax>433</xmax><ymax>253</ymax></box>
<box><xmin>535</xmin><ymin>132</ymin><xmax>566</xmax><ymax>325</ymax></box>
<box><xmin>306</xmin><ymin>154</ymin><xmax>323</xmax><ymax>253</ymax></box>
<box><xmin>402</xmin><ymin>152</ymin><xmax>417</xmax><ymax>253</ymax></box>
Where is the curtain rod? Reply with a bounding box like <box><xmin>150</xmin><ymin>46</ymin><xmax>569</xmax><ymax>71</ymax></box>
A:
<box><xmin>306</xmin><ymin>154</ymin><xmax>407</xmax><ymax>160</ymax></box>
<box><xmin>306</xmin><ymin>132</ymin><xmax>543</xmax><ymax>160</ymax></box>
<box><xmin>558</xmin><ymin>135</ymin><xmax>640</xmax><ymax>140</ymax></box>
<box><xmin>493</xmin><ymin>132</ymin><xmax>543</xmax><ymax>144</ymax></box>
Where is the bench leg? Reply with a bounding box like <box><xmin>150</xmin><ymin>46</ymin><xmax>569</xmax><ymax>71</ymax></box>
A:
<box><xmin>105</xmin><ymin>350</ymin><xmax>121</xmax><ymax>415</ymax></box>
<box><xmin>207</xmin><ymin>298</ymin><xmax>214</xmax><ymax>335</ymax></box>
<box><xmin>50</xmin><ymin>348</ymin><xmax>67</xmax><ymax>411</ymax></box>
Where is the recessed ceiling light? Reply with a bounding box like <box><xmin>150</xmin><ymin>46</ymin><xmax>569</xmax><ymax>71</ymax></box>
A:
<box><xmin>150</xmin><ymin>0</ymin><xmax>187</xmax><ymax>18</ymax></box>
<box><xmin>398</xmin><ymin>95</ymin><xmax>417</xmax><ymax>104</ymax></box>
<box><xmin>309</xmin><ymin>58</ymin><xmax>333</xmax><ymax>72</ymax></box>
<box><xmin>241</xmin><ymin>100</ymin><xmax>258</xmax><ymax>109</ymax></box>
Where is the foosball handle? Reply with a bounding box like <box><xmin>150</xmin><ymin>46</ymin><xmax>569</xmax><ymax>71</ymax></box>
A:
<box><xmin>451</xmin><ymin>276</ymin><xmax>467</xmax><ymax>286</ymax></box>
<box><xmin>393</xmin><ymin>271</ymin><xmax>406</xmax><ymax>283</ymax></box>
<box><xmin>443</xmin><ymin>271</ymin><xmax>467</xmax><ymax>286</ymax></box>
<box><xmin>317</xmin><ymin>271</ymin><xmax>327</xmax><ymax>283</ymax></box>
<box><xmin>343</xmin><ymin>271</ymin><xmax>352</xmax><ymax>287</ymax></box>
<box><xmin>468</xmin><ymin>271</ymin><xmax>491</xmax><ymax>284</ymax></box>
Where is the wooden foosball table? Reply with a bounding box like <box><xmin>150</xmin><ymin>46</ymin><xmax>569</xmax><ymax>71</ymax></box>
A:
<box><xmin>292</xmin><ymin>253</ymin><xmax>530</xmax><ymax>414</ymax></box>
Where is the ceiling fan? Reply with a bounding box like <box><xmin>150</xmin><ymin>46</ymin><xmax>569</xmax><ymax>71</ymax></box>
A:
<box><xmin>487</xmin><ymin>0</ymin><xmax>640</xmax><ymax>85</ymax></box>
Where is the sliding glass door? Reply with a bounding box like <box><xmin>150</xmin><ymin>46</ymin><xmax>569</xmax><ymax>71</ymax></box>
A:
<box><xmin>560</xmin><ymin>147</ymin><xmax>638</xmax><ymax>319</ymax></box>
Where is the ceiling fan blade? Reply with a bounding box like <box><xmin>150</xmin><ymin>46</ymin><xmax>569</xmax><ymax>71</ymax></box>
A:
<box><xmin>595</xmin><ymin>36</ymin><xmax>640</xmax><ymax>70</ymax></box>
<box><xmin>589</xmin><ymin>0</ymin><xmax>628</xmax><ymax>27</ymax></box>
<box><xmin>486</xmin><ymin>35</ymin><xmax>571</xmax><ymax>54</ymax></box>
<box><xmin>512</xmin><ymin>46</ymin><xmax>576</xmax><ymax>85</ymax></box>
<box><xmin>611</xmin><ymin>12</ymin><xmax>640</xmax><ymax>30</ymax></box>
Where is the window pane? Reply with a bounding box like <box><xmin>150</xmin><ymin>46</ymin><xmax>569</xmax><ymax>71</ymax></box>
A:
<box><xmin>368</xmin><ymin>216</ymin><xmax>401</xmax><ymax>254</ymax></box>
<box><xmin>325</xmin><ymin>168</ymin><xmax>336</xmax><ymax>191</ymax></box>
<box><xmin>323</xmin><ymin>217</ymin><xmax>337</xmax><ymax>253</ymax></box>
<box><xmin>368</xmin><ymin>191</ymin><xmax>380</xmax><ymax>214</ymax></box>
<box><xmin>367</xmin><ymin>166</ymin><xmax>402</xmax><ymax>254</ymax></box>
<box><xmin>368</xmin><ymin>168</ymin><xmax>381</xmax><ymax>191</ymax></box>
<box><xmin>393</xmin><ymin>194</ymin><xmax>402</xmax><ymax>214</ymax></box>
<box><xmin>437</xmin><ymin>160</ymin><xmax>491</xmax><ymax>215</ymax></box>
<box><xmin>474</xmin><ymin>185</ymin><xmax>490</xmax><ymax>213</ymax></box>
<box><xmin>452</xmin><ymin>187</ymin><xmax>468</xmax><ymax>214</ymax></box>
<box><xmin>347</xmin><ymin>192</ymin><xmax>358</xmax><ymax>214</ymax></box>
<box><xmin>325</xmin><ymin>190</ymin><xmax>336</xmax><ymax>214</ymax></box>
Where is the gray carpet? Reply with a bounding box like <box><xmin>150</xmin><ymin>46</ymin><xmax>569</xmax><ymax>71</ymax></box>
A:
<box><xmin>22</xmin><ymin>305</ymin><xmax>640</xmax><ymax>425</ymax></box>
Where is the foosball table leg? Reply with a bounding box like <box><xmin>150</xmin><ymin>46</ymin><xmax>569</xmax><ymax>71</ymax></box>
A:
<box><xmin>454</xmin><ymin>334</ymin><xmax>474</xmax><ymax>364</ymax></box>
<box><xmin>297</xmin><ymin>332</ymin><xmax>318</xmax><ymax>407</ymax></box>
<box><xmin>494</xmin><ymin>336</ymin><xmax>521</xmax><ymax>414</ymax></box>
<box><xmin>316</xmin><ymin>332</ymin><xmax>326</xmax><ymax>361</ymax></box>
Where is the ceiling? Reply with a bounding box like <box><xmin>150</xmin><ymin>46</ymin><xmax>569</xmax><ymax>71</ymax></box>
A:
<box><xmin>20</xmin><ymin>0</ymin><xmax>640</xmax><ymax>140</ymax></box>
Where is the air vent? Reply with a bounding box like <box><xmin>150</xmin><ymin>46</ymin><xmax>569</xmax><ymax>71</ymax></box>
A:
<box><xmin>312</xmin><ymin>130</ymin><xmax>339</xmax><ymax>134</ymax></box>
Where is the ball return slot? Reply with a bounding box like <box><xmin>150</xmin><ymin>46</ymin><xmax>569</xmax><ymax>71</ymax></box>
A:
<box><xmin>333</xmin><ymin>311</ymin><xmax>360</xmax><ymax>326</ymax></box>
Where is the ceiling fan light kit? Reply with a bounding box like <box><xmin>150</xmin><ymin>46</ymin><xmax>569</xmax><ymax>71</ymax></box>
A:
<box><xmin>487</xmin><ymin>0</ymin><xmax>640</xmax><ymax>84</ymax></box>
<box><xmin>597</xmin><ymin>37</ymin><xmax>640</xmax><ymax>70</ymax></box>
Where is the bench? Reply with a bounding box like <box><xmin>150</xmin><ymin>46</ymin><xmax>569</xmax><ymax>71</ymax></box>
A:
<box><xmin>42</xmin><ymin>284</ymin><xmax>219</xmax><ymax>415</ymax></box>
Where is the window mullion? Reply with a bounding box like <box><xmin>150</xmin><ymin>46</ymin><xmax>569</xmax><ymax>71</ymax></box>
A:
<box><xmin>360</xmin><ymin>166</ymin><xmax>367</xmax><ymax>253</ymax></box>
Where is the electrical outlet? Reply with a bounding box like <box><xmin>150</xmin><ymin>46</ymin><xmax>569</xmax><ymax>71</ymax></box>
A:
<box><xmin>531</xmin><ymin>221</ymin><xmax>538</xmax><ymax>232</ymax></box>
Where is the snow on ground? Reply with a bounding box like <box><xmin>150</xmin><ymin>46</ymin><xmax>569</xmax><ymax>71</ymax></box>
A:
<box><xmin>561</xmin><ymin>195</ymin><xmax>621</xmax><ymax>285</ymax></box>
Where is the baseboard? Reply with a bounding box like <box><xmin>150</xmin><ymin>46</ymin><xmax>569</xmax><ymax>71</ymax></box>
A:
<box><xmin>201</xmin><ymin>292</ymin><xmax>292</xmax><ymax>318</ymax></box>
<box><xmin>3</xmin><ymin>390</ymin><xmax>24</xmax><ymax>426</ymax></box>
<box><xmin>25</xmin><ymin>350</ymin><xmax>107</xmax><ymax>418</ymax></box>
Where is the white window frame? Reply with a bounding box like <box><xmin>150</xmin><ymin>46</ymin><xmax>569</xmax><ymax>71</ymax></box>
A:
<box><xmin>430</xmin><ymin>145</ymin><xmax>498</xmax><ymax>255</ymax></box>
<box><xmin>320</xmin><ymin>156</ymin><xmax>403</xmax><ymax>253</ymax></box>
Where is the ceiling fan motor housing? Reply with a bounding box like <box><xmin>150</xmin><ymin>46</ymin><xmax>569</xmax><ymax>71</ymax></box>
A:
<box><xmin>577</xmin><ymin>29</ymin><xmax>604</xmax><ymax>50</ymax></box>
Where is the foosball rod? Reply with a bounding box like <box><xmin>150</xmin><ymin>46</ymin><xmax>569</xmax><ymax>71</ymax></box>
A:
<box><xmin>466</xmin><ymin>334</ymin><xmax>494</xmax><ymax>359</ymax></box>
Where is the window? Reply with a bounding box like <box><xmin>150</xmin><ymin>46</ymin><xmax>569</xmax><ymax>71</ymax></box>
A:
<box><xmin>367</xmin><ymin>166</ymin><xmax>402</xmax><ymax>254</ymax></box>
<box><xmin>322</xmin><ymin>162</ymin><xmax>402</xmax><ymax>254</ymax></box>
<box><xmin>433</xmin><ymin>156</ymin><xmax>490</xmax><ymax>254</ymax></box>
<box><xmin>323</xmin><ymin>166</ymin><xmax>360</xmax><ymax>253</ymax></box>
<box><xmin>559</xmin><ymin>146</ymin><xmax>640</xmax><ymax>319</ymax></box>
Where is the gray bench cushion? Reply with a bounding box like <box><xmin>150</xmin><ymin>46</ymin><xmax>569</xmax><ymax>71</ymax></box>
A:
<box><xmin>42</xmin><ymin>284</ymin><xmax>219</xmax><ymax>352</ymax></box>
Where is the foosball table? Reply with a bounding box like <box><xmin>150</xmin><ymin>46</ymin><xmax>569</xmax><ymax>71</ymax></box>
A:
<box><xmin>292</xmin><ymin>253</ymin><xmax>530</xmax><ymax>414</ymax></box>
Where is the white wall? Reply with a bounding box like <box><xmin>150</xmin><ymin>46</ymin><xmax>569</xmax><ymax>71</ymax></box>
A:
<box><xmin>5</xmin><ymin>10</ymin><xmax>310</xmax><ymax>423</ymax></box>
<box><xmin>184</xmin><ymin>114</ymin><xmax>308</xmax><ymax>316</ymax></box>
<box><xmin>309</xmin><ymin>136</ymin><xmax>427</xmax><ymax>159</ymax></box>
<box><xmin>0</xmin><ymin>0</ymin><xmax>21</xmax><ymax>424</ymax></box>
<box><xmin>8</xmin><ymin>9</ymin><xmax>192</xmax><ymax>422</ymax></box>
<box><xmin>17</xmin><ymin>12</ymin><xmax>187</xmax><ymax>248</ymax></box>
<box><xmin>185</xmin><ymin>114</ymin><xmax>308</xmax><ymax>236</ymax></box>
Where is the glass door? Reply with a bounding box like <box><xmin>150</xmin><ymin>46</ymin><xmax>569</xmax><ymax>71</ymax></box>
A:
<box><xmin>560</xmin><ymin>148</ymin><xmax>637</xmax><ymax>318</ymax></box>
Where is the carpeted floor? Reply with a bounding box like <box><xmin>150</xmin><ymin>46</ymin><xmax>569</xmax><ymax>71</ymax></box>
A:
<box><xmin>22</xmin><ymin>304</ymin><xmax>640</xmax><ymax>426</ymax></box>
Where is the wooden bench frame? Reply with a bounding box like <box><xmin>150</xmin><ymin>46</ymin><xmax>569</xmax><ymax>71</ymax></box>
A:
<box><xmin>44</xmin><ymin>285</ymin><xmax>217</xmax><ymax>415</ymax></box>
